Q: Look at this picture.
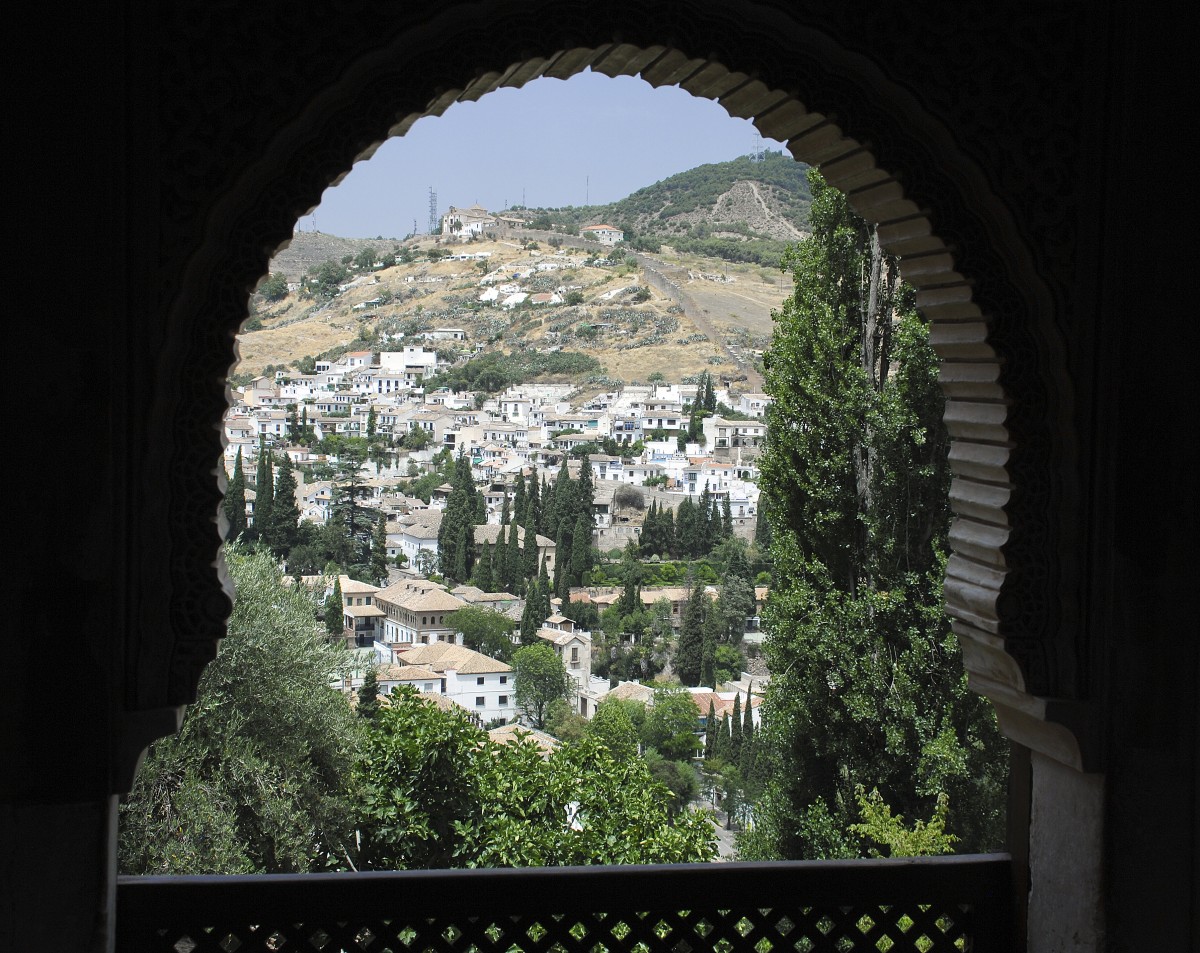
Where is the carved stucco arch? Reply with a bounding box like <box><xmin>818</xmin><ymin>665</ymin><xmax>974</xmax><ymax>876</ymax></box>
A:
<box><xmin>128</xmin><ymin>2</ymin><xmax>1092</xmax><ymax>787</ymax></box>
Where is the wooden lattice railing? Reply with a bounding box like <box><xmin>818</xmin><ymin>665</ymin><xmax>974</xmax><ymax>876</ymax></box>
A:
<box><xmin>116</xmin><ymin>854</ymin><xmax>1012</xmax><ymax>952</ymax></box>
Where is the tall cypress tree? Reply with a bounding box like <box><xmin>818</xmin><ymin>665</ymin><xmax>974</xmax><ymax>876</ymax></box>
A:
<box><xmin>675</xmin><ymin>581</ymin><xmax>707</xmax><ymax>686</ymax></box>
<box><xmin>512</xmin><ymin>473</ymin><xmax>526</xmax><ymax>529</ymax></box>
<box><xmin>472</xmin><ymin>540</ymin><xmax>495</xmax><ymax>592</ymax></box>
<box><xmin>368</xmin><ymin>511</ymin><xmax>389</xmax><ymax>585</ymax></box>
<box><xmin>267</xmin><ymin>455</ymin><xmax>300</xmax><ymax>558</ymax></box>
<box><xmin>526</xmin><ymin>471</ymin><xmax>541</xmax><ymax>531</ymax></box>
<box><xmin>223</xmin><ymin>448</ymin><xmax>248</xmax><ymax>541</ymax></box>
<box><xmin>519</xmin><ymin>576</ymin><xmax>541</xmax><ymax>644</ymax></box>
<box><xmin>494</xmin><ymin>523</ymin><xmax>509</xmax><ymax>592</ymax></box>
<box><xmin>357</xmin><ymin>668</ymin><xmax>380</xmax><ymax>719</ymax></box>
<box><xmin>730</xmin><ymin>693</ymin><xmax>743</xmax><ymax>760</ymax></box>
<box><xmin>521</xmin><ymin>516</ymin><xmax>538</xmax><ymax>595</ymax></box>
<box><xmin>253</xmin><ymin>439</ymin><xmax>275</xmax><ymax>544</ymax></box>
<box><xmin>324</xmin><ymin>577</ymin><xmax>344</xmax><ymax>636</ymax></box>
<box><xmin>571</xmin><ymin>513</ymin><xmax>591</xmax><ymax>587</ymax></box>
<box><xmin>751</xmin><ymin>168</ymin><xmax>1007</xmax><ymax>859</ymax></box>
<box><xmin>705</xmin><ymin>699</ymin><xmax>718</xmax><ymax>759</ymax></box>
<box><xmin>506</xmin><ymin>518</ymin><xmax>522</xmax><ymax>594</ymax></box>
<box><xmin>577</xmin><ymin>454</ymin><xmax>594</xmax><ymax>530</ymax></box>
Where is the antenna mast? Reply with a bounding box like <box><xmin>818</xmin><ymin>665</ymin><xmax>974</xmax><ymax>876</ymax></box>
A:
<box><xmin>427</xmin><ymin>187</ymin><xmax>438</xmax><ymax>235</ymax></box>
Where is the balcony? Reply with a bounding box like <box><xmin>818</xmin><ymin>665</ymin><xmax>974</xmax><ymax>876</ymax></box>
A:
<box><xmin>116</xmin><ymin>853</ymin><xmax>1011</xmax><ymax>952</ymax></box>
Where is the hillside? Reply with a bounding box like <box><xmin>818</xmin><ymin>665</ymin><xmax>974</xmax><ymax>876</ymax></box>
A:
<box><xmin>519</xmin><ymin>151</ymin><xmax>811</xmax><ymax>265</ymax></box>
<box><xmin>240</xmin><ymin>154</ymin><xmax>812</xmax><ymax>388</ymax></box>
<box><xmin>239</xmin><ymin>235</ymin><xmax>786</xmax><ymax>390</ymax></box>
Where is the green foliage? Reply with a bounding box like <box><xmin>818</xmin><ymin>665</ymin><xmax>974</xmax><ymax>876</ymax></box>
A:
<box><xmin>356</xmin><ymin>691</ymin><xmax>716</xmax><ymax>868</ymax></box>
<box><xmin>451</xmin><ymin>605</ymin><xmax>516</xmax><ymax>662</ymax></box>
<box><xmin>302</xmin><ymin>259</ymin><xmax>350</xmax><ymax>301</ymax></box>
<box><xmin>357</xmin><ymin>668</ymin><xmax>381</xmax><ymax>720</ymax></box>
<box><xmin>584</xmin><ymin>697</ymin><xmax>640</xmax><ymax>761</ymax></box>
<box><xmin>324</xmin><ymin>577</ymin><xmax>343</xmax><ymax>635</ymax></box>
<box><xmin>642</xmin><ymin>686</ymin><xmax>702</xmax><ymax>762</ymax></box>
<box><xmin>512</xmin><ymin>643</ymin><xmax>573</xmax><ymax>729</ymax></box>
<box><xmin>748</xmin><ymin>169</ymin><xmax>1007</xmax><ymax>860</ymax></box>
<box><xmin>425</xmin><ymin>350</ymin><xmax>602</xmax><ymax>395</ymax></box>
<box><xmin>222</xmin><ymin>448</ymin><xmax>247</xmax><ymax>541</ymax></box>
<box><xmin>848</xmin><ymin>786</ymin><xmax>958</xmax><ymax>858</ymax></box>
<box><xmin>257</xmin><ymin>272</ymin><xmax>289</xmax><ymax>301</ymax></box>
<box><xmin>118</xmin><ymin>546</ymin><xmax>360</xmax><ymax>874</ymax></box>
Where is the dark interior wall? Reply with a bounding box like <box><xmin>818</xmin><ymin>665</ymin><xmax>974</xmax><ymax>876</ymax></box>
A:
<box><xmin>1091</xmin><ymin>11</ymin><xmax>1197</xmax><ymax>951</ymax></box>
<box><xmin>2</xmin><ymin>3</ymin><xmax>1195</xmax><ymax>951</ymax></box>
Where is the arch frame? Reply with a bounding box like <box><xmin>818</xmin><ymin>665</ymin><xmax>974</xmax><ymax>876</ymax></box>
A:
<box><xmin>123</xmin><ymin>0</ymin><xmax>1094</xmax><ymax>784</ymax></box>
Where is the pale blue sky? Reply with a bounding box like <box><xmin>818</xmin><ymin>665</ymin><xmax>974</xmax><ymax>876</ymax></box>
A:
<box><xmin>294</xmin><ymin>69</ymin><xmax>787</xmax><ymax>239</ymax></box>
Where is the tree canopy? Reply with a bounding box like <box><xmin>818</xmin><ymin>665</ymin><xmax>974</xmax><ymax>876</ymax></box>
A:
<box><xmin>743</xmin><ymin>169</ymin><xmax>1007</xmax><ymax>861</ymax></box>
<box><xmin>356</xmin><ymin>690</ymin><xmax>716</xmax><ymax>868</ymax></box>
<box><xmin>118</xmin><ymin>545</ymin><xmax>360</xmax><ymax>874</ymax></box>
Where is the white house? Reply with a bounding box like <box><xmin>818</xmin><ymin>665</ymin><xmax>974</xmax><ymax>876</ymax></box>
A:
<box><xmin>376</xmin><ymin>578</ymin><xmax>467</xmax><ymax>647</ymax></box>
<box><xmin>441</xmin><ymin>204</ymin><xmax>496</xmax><ymax>238</ymax></box>
<box><xmin>580</xmin><ymin>224</ymin><xmax>624</xmax><ymax>245</ymax></box>
<box><xmin>394</xmin><ymin>641</ymin><xmax>515</xmax><ymax>723</ymax></box>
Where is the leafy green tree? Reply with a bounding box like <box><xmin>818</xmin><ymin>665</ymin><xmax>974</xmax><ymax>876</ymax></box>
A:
<box><xmin>119</xmin><ymin>545</ymin><xmax>360</xmax><ymax>874</ymax></box>
<box><xmin>266</xmin><ymin>455</ymin><xmax>301</xmax><ymax>558</ymax></box>
<box><xmin>223</xmin><ymin>448</ymin><xmax>247</xmax><ymax>540</ymax></box>
<box><xmin>642</xmin><ymin>686</ymin><xmax>702</xmax><ymax>762</ymax></box>
<box><xmin>356</xmin><ymin>691</ymin><xmax>715</xmax><ymax>868</ymax></box>
<box><xmin>717</xmin><ymin>573</ymin><xmax>755</xmax><ymax>646</ymax></box>
<box><xmin>258</xmin><ymin>272</ymin><xmax>289</xmax><ymax>301</ymax></box>
<box><xmin>324</xmin><ymin>577</ymin><xmax>344</xmax><ymax>636</ymax></box>
<box><xmin>848</xmin><ymin>786</ymin><xmax>958</xmax><ymax>858</ymax></box>
<box><xmin>674</xmin><ymin>582</ymin><xmax>708</xmax><ymax>686</ymax></box>
<box><xmin>512</xmin><ymin>642</ymin><xmax>572</xmax><ymax>729</ymax></box>
<box><xmin>368</xmin><ymin>511</ymin><xmax>389</xmax><ymax>585</ymax></box>
<box><xmin>451</xmin><ymin>605</ymin><xmax>516</xmax><ymax>661</ymax></box>
<box><xmin>584</xmin><ymin>696</ymin><xmax>640</xmax><ymax>761</ymax></box>
<box><xmin>747</xmin><ymin>169</ymin><xmax>1007</xmax><ymax>860</ymax></box>
<box><xmin>251</xmin><ymin>439</ymin><xmax>275</xmax><ymax>544</ymax></box>
<box><xmin>357</xmin><ymin>667</ymin><xmax>381</xmax><ymax>720</ymax></box>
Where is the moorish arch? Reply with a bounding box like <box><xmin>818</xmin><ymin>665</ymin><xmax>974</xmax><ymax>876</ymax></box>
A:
<box><xmin>129</xmin><ymin>4</ymin><xmax>1093</xmax><ymax>802</ymax></box>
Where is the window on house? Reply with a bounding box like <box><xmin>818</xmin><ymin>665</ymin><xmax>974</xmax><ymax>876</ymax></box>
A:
<box><xmin>475</xmin><ymin>697</ymin><xmax>485</xmax><ymax>707</ymax></box>
<box><xmin>499</xmin><ymin>695</ymin><xmax>508</xmax><ymax>706</ymax></box>
<box><xmin>500</xmin><ymin>675</ymin><xmax>507</xmax><ymax>685</ymax></box>
<box><xmin>477</xmin><ymin>676</ymin><xmax>485</xmax><ymax>685</ymax></box>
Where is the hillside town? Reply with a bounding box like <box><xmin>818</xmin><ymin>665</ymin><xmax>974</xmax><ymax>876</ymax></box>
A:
<box><xmin>223</xmin><ymin>343</ymin><xmax>773</xmax><ymax>745</ymax></box>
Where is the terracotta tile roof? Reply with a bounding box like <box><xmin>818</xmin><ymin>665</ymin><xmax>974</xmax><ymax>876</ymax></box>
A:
<box><xmin>397</xmin><ymin>642</ymin><xmax>512</xmax><ymax>674</ymax></box>
<box><xmin>488</xmin><ymin>723</ymin><xmax>560</xmax><ymax>756</ymax></box>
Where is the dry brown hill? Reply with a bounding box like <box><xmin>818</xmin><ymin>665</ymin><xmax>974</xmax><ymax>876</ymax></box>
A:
<box><xmin>238</xmin><ymin>233</ymin><xmax>783</xmax><ymax>391</ymax></box>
